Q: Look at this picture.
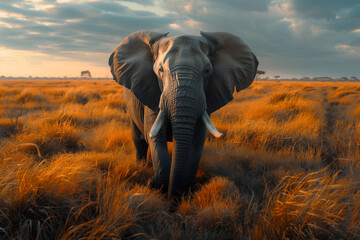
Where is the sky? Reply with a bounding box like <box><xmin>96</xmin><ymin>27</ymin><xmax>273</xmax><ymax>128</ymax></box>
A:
<box><xmin>0</xmin><ymin>0</ymin><xmax>359</xmax><ymax>78</ymax></box>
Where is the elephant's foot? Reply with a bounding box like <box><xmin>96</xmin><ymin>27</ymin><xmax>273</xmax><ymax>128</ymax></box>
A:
<box><xmin>194</xmin><ymin>173</ymin><xmax>212</xmax><ymax>191</ymax></box>
<box><xmin>168</xmin><ymin>200</ymin><xmax>178</xmax><ymax>213</ymax></box>
<box><xmin>167</xmin><ymin>193</ymin><xmax>186</xmax><ymax>212</ymax></box>
<box><xmin>148</xmin><ymin>177</ymin><xmax>168</xmax><ymax>195</ymax></box>
<box><xmin>135</xmin><ymin>152</ymin><xmax>152</xmax><ymax>167</ymax></box>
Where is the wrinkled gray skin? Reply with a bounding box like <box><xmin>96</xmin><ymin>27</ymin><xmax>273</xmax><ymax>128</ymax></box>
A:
<box><xmin>109</xmin><ymin>31</ymin><xmax>258</xmax><ymax>199</ymax></box>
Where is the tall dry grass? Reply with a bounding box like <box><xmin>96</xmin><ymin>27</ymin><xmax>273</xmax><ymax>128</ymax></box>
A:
<box><xmin>0</xmin><ymin>80</ymin><xmax>359</xmax><ymax>239</ymax></box>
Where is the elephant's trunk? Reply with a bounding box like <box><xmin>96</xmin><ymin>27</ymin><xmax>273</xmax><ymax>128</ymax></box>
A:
<box><xmin>164</xmin><ymin>67</ymin><xmax>204</xmax><ymax>199</ymax></box>
<box><xmin>148</xmin><ymin>67</ymin><xmax>224</xmax><ymax>199</ymax></box>
<box><xmin>169</xmin><ymin>113</ymin><xmax>197</xmax><ymax>198</ymax></box>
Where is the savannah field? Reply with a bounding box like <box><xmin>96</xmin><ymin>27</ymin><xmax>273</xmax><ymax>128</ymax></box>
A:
<box><xmin>0</xmin><ymin>79</ymin><xmax>359</xmax><ymax>239</ymax></box>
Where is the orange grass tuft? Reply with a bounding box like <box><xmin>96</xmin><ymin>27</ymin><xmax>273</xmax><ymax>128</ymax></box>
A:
<box><xmin>63</xmin><ymin>88</ymin><xmax>101</xmax><ymax>105</ymax></box>
<box><xmin>0</xmin><ymin>117</ymin><xmax>24</xmax><ymax>138</ymax></box>
<box><xmin>14</xmin><ymin>119</ymin><xmax>81</xmax><ymax>157</ymax></box>
<box><xmin>82</xmin><ymin>120</ymin><xmax>132</xmax><ymax>152</ymax></box>
<box><xmin>259</xmin><ymin>168</ymin><xmax>360</xmax><ymax>239</ymax></box>
<box><xmin>16</xmin><ymin>88</ymin><xmax>49</xmax><ymax>104</ymax></box>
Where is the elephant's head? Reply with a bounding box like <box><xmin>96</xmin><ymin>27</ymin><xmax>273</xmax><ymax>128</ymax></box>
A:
<box><xmin>109</xmin><ymin>31</ymin><xmax>258</xmax><ymax>197</ymax></box>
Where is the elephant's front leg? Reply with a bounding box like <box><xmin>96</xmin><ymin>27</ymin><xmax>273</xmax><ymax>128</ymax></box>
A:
<box><xmin>144</xmin><ymin>107</ymin><xmax>171</xmax><ymax>192</ymax></box>
<box><xmin>186</xmin><ymin>120</ymin><xmax>207</xmax><ymax>191</ymax></box>
<box><xmin>130</xmin><ymin>120</ymin><xmax>149</xmax><ymax>163</ymax></box>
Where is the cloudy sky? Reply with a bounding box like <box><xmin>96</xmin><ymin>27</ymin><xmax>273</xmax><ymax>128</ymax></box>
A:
<box><xmin>0</xmin><ymin>0</ymin><xmax>359</xmax><ymax>78</ymax></box>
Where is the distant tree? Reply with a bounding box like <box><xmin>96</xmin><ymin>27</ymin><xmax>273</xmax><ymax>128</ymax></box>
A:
<box><xmin>81</xmin><ymin>70</ymin><xmax>92</xmax><ymax>78</ymax></box>
<box><xmin>274</xmin><ymin>75</ymin><xmax>280</xmax><ymax>79</ymax></box>
<box><xmin>350</xmin><ymin>76</ymin><xmax>359</xmax><ymax>81</ymax></box>
<box><xmin>256</xmin><ymin>70</ymin><xmax>265</xmax><ymax>80</ymax></box>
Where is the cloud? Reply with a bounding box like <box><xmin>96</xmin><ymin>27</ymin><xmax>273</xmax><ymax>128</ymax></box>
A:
<box><xmin>0</xmin><ymin>1</ymin><xmax>171</xmax><ymax>58</ymax></box>
<box><xmin>290</xmin><ymin>0</ymin><xmax>358</xmax><ymax>19</ymax></box>
<box><xmin>159</xmin><ymin>0</ymin><xmax>360</xmax><ymax>77</ymax></box>
<box><xmin>120</xmin><ymin>0</ymin><xmax>155</xmax><ymax>7</ymax></box>
<box><xmin>163</xmin><ymin>0</ymin><xmax>270</xmax><ymax>15</ymax></box>
<box><xmin>209</xmin><ymin>0</ymin><xmax>270</xmax><ymax>12</ymax></box>
<box><xmin>0</xmin><ymin>0</ymin><xmax>359</xmax><ymax>77</ymax></box>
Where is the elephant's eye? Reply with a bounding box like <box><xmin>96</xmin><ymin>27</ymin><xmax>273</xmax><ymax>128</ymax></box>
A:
<box><xmin>159</xmin><ymin>66</ymin><xmax>164</xmax><ymax>73</ymax></box>
<box><xmin>204</xmin><ymin>67</ymin><xmax>210</xmax><ymax>75</ymax></box>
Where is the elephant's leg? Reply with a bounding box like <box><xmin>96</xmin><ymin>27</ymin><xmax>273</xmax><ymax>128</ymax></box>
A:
<box><xmin>144</xmin><ymin>107</ymin><xmax>171</xmax><ymax>192</ymax></box>
<box><xmin>130</xmin><ymin>120</ymin><xmax>148</xmax><ymax>163</ymax></box>
<box><xmin>186</xmin><ymin>120</ymin><xmax>207</xmax><ymax>191</ymax></box>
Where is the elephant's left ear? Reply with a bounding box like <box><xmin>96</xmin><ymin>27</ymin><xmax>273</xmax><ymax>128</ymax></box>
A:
<box><xmin>109</xmin><ymin>31</ymin><xmax>168</xmax><ymax>112</ymax></box>
<box><xmin>201</xmin><ymin>32</ymin><xmax>259</xmax><ymax>114</ymax></box>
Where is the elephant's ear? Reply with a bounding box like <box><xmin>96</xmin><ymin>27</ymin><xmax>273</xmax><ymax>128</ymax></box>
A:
<box><xmin>201</xmin><ymin>32</ymin><xmax>259</xmax><ymax>114</ymax></box>
<box><xmin>109</xmin><ymin>31</ymin><xmax>168</xmax><ymax>112</ymax></box>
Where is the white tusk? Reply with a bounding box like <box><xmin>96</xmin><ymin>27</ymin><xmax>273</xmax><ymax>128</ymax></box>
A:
<box><xmin>202</xmin><ymin>112</ymin><xmax>224</xmax><ymax>138</ymax></box>
<box><xmin>149</xmin><ymin>110</ymin><xmax>166</xmax><ymax>138</ymax></box>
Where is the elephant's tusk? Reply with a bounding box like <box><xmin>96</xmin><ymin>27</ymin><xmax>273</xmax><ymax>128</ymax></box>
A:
<box><xmin>202</xmin><ymin>112</ymin><xmax>224</xmax><ymax>138</ymax></box>
<box><xmin>149</xmin><ymin>110</ymin><xmax>166</xmax><ymax>138</ymax></box>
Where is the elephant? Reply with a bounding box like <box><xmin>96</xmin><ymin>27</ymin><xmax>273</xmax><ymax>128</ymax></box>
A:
<box><xmin>109</xmin><ymin>31</ymin><xmax>258</xmax><ymax>200</ymax></box>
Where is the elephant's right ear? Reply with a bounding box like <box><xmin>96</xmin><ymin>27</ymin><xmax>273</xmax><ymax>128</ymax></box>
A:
<box><xmin>109</xmin><ymin>31</ymin><xmax>168</xmax><ymax>112</ymax></box>
<box><xmin>201</xmin><ymin>32</ymin><xmax>258</xmax><ymax>114</ymax></box>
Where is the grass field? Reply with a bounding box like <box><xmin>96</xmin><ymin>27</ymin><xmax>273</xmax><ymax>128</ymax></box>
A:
<box><xmin>0</xmin><ymin>79</ymin><xmax>359</xmax><ymax>239</ymax></box>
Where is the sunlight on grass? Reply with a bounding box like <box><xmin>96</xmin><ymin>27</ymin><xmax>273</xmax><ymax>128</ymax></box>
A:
<box><xmin>0</xmin><ymin>80</ymin><xmax>359</xmax><ymax>239</ymax></box>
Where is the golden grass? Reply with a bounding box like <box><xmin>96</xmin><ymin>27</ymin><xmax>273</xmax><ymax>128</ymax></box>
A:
<box><xmin>63</xmin><ymin>88</ymin><xmax>101</xmax><ymax>105</ymax></box>
<box><xmin>14</xmin><ymin>119</ymin><xmax>81</xmax><ymax>158</ymax></box>
<box><xmin>0</xmin><ymin>117</ymin><xmax>24</xmax><ymax>138</ymax></box>
<box><xmin>260</xmin><ymin>168</ymin><xmax>360</xmax><ymax>239</ymax></box>
<box><xmin>0</xmin><ymin>80</ymin><xmax>359</xmax><ymax>239</ymax></box>
<box><xmin>16</xmin><ymin>88</ymin><xmax>49</xmax><ymax>104</ymax></box>
<box><xmin>82</xmin><ymin>120</ymin><xmax>132</xmax><ymax>152</ymax></box>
